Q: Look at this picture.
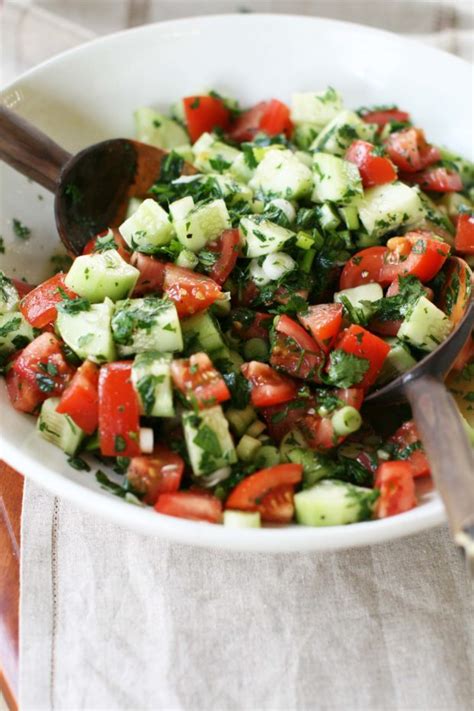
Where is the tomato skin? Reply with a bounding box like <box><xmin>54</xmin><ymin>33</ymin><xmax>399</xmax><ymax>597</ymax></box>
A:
<box><xmin>300</xmin><ymin>413</ymin><xmax>339</xmax><ymax>451</ymax></box>
<box><xmin>6</xmin><ymin>333</ymin><xmax>75</xmax><ymax>413</ymax></box>
<box><xmin>225</xmin><ymin>463</ymin><xmax>303</xmax><ymax>514</ymax></box>
<box><xmin>380</xmin><ymin>231</ymin><xmax>450</xmax><ymax>284</ymax></box>
<box><xmin>207</xmin><ymin>229</ymin><xmax>241</xmax><ymax>285</ymax></box>
<box><xmin>386</xmin><ymin>421</ymin><xmax>430</xmax><ymax>479</ymax></box>
<box><xmin>455</xmin><ymin>213</ymin><xmax>474</xmax><ymax>254</ymax></box>
<box><xmin>261</xmin><ymin>398</ymin><xmax>313</xmax><ymax>442</ymax></box>
<box><xmin>56</xmin><ymin>360</ymin><xmax>99</xmax><ymax>434</ymax></box>
<box><xmin>375</xmin><ymin>461</ymin><xmax>417</xmax><ymax>518</ymax></box>
<box><xmin>361</xmin><ymin>108</ymin><xmax>410</xmax><ymax>128</ymax></box>
<box><xmin>271</xmin><ymin>329</ymin><xmax>324</xmax><ymax>383</ymax></box>
<box><xmin>130</xmin><ymin>253</ymin><xmax>167</xmax><ymax>296</ymax></box>
<box><xmin>20</xmin><ymin>273</ymin><xmax>77</xmax><ymax>329</ymax></box>
<box><xmin>12</xmin><ymin>279</ymin><xmax>35</xmax><ymax>298</ymax></box>
<box><xmin>231</xmin><ymin>310</ymin><xmax>273</xmax><ymax>341</ymax></box>
<box><xmin>163</xmin><ymin>264</ymin><xmax>222</xmax><ymax>317</ymax></box>
<box><xmin>408</xmin><ymin>167</ymin><xmax>463</xmax><ymax>193</ymax></box>
<box><xmin>297</xmin><ymin>303</ymin><xmax>343</xmax><ymax>353</ymax></box>
<box><xmin>83</xmin><ymin>228</ymin><xmax>131</xmax><ymax>262</ymax></box>
<box><xmin>183</xmin><ymin>95</ymin><xmax>231</xmax><ymax>143</ymax></box>
<box><xmin>241</xmin><ymin>361</ymin><xmax>298</xmax><ymax>408</ymax></box>
<box><xmin>127</xmin><ymin>445</ymin><xmax>184</xmax><ymax>505</ymax></box>
<box><xmin>339</xmin><ymin>247</ymin><xmax>390</xmax><ymax>290</ymax></box>
<box><xmin>438</xmin><ymin>256</ymin><xmax>472</xmax><ymax>325</ymax></box>
<box><xmin>228</xmin><ymin>99</ymin><xmax>292</xmax><ymax>142</ymax></box>
<box><xmin>98</xmin><ymin>361</ymin><xmax>141</xmax><ymax>457</ymax></box>
<box><xmin>258</xmin><ymin>484</ymin><xmax>296</xmax><ymax>524</ymax></box>
<box><xmin>385</xmin><ymin>128</ymin><xmax>440</xmax><ymax>173</ymax></box>
<box><xmin>155</xmin><ymin>491</ymin><xmax>222</xmax><ymax>523</ymax></box>
<box><xmin>170</xmin><ymin>352</ymin><xmax>231</xmax><ymax>409</ymax></box>
<box><xmin>345</xmin><ymin>140</ymin><xmax>397</xmax><ymax>188</ymax></box>
<box><xmin>259</xmin><ymin>99</ymin><xmax>292</xmax><ymax>137</ymax></box>
<box><xmin>333</xmin><ymin>325</ymin><xmax>391</xmax><ymax>390</ymax></box>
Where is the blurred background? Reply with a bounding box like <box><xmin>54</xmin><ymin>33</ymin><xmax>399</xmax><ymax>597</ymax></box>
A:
<box><xmin>2</xmin><ymin>0</ymin><xmax>473</xmax><ymax>84</ymax></box>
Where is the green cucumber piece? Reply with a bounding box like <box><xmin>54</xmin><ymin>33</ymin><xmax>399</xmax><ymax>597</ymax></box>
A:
<box><xmin>358</xmin><ymin>182</ymin><xmax>424</xmax><ymax>238</ymax></box>
<box><xmin>226</xmin><ymin>405</ymin><xmax>256</xmax><ymax>437</ymax></box>
<box><xmin>254</xmin><ymin>445</ymin><xmax>280</xmax><ymax>469</ymax></box>
<box><xmin>291</xmin><ymin>87</ymin><xmax>343</xmax><ymax>128</ymax></box>
<box><xmin>230</xmin><ymin>152</ymin><xmax>255</xmax><ymax>184</ymax></box>
<box><xmin>310</xmin><ymin>110</ymin><xmax>376</xmax><ymax>156</ymax></box>
<box><xmin>0</xmin><ymin>272</ymin><xmax>20</xmax><ymax>313</ymax></box>
<box><xmin>294</xmin><ymin>480</ymin><xmax>378</xmax><ymax>526</ymax></box>
<box><xmin>56</xmin><ymin>297</ymin><xmax>116</xmax><ymax>363</ymax></box>
<box><xmin>181</xmin><ymin>311</ymin><xmax>226</xmax><ymax>356</ymax></box>
<box><xmin>316</xmin><ymin>203</ymin><xmax>341</xmax><ymax>230</ymax></box>
<box><xmin>132</xmin><ymin>351</ymin><xmax>174</xmax><ymax>417</ymax></box>
<box><xmin>134</xmin><ymin>107</ymin><xmax>190</xmax><ymax>149</ymax></box>
<box><xmin>111</xmin><ymin>296</ymin><xmax>183</xmax><ymax>356</ymax></box>
<box><xmin>249</xmin><ymin>148</ymin><xmax>313</xmax><ymax>200</ymax></box>
<box><xmin>65</xmin><ymin>251</ymin><xmax>139</xmax><ymax>303</ymax></box>
<box><xmin>334</xmin><ymin>283</ymin><xmax>383</xmax><ymax>320</ymax></box>
<box><xmin>312</xmin><ymin>153</ymin><xmax>363</xmax><ymax>205</ymax></box>
<box><xmin>223</xmin><ymin>510</ymin><xmax>261</xmax><ymax>528</ymax></box>
<box><xmin>288</xmin><ymin>448</ymin><xmax>338</xmax><ymax>488</ymax></box>
<box><xmin>236</xmin><ymin>434</ymin><xmax>262</xmax><ymax>462</ymax></box>
<box><xmin>376</xmin><ymin>338</ymin><xmax>417</xmax><ymax>385</ymax></box>
<box><xmin>279</xmin><ymin>429</ymin><xmax>308</xmax><ymax>461</ymax></box>
<box><xmin>174</xmin><ymin>198</ymin><xmax>231</xmax><ymax>252</ymax></box>
<box><xmin>183</xmin><ymin>405</ymin><xmax>237</xmax><ymax>476</ymax></box>
<box><xmin>292</xmin><ymin>123</ymin><xmax>320</xmax><ymax>151</ymax></box>
<box><xmin>193</xmin><ymin>134</ymin><xmax>241</xmax><ymax>173</ymax></box>
<box><xmin>397</xmin><ymin>296</ymin><xmax>452</xmax><ymax>352</ymax></box>
<box><xmin>119</xmin><ymin>198</ymin><xmax>174</xmax><ymax>253</ymax></box>
<box><xmin>239</xmin><ymin>216</ymin><xmax>295</xmax><ymax>258</ymax></box>
<box><xmin>37</xmin><ymin>397</ymin><xmax>85</xmax><ymax>455</ymax></box>
<box><xmin>339</xmin><ymin>205</ymin><xmax>360</xmax><ymax>230</ymax></box>
<box><xmin>0</xmin><ymin>312</ymin><xmax>34</xmax><ymax>355</ymax></box>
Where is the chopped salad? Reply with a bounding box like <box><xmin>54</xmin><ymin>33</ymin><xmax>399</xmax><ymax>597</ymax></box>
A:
<box><xmin>1</xmin><ymin>88</ymin><xmax>473</xmax><ymax>528</ymax></box>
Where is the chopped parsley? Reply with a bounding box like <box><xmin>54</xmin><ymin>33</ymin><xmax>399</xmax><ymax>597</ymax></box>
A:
<box><xmin>67</xmin><ymin>456</ymin><xmax>91</xmax><ymax>472</ymax></box>
<box><xmin>326</xmin><ymin>350</ymin><xmax>370</xmax><ymax>388</ymax></box>
<box><xmin>12</xmin><ymin>219</ymin><xmax>31</xmax><ymax>239</ymax></box>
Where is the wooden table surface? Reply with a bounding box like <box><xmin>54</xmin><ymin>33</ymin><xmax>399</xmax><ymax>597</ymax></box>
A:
<box><xmin>0</xmin><ymin>462</ymin><xmax>22</xmax><ymax>711</ymax></box>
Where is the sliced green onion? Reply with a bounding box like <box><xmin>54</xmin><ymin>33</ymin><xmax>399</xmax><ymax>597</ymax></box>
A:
<box><xmin>331</xmin><ymin>406</ymin><xmax>362</xmax><ymax>437</ymax></box>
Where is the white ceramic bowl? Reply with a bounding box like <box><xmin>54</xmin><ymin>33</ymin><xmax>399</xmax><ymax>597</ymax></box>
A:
<box><xmin>1</xmin><ymin>14</ymin><xmax>471</xmax><ymax>552</ymax></box>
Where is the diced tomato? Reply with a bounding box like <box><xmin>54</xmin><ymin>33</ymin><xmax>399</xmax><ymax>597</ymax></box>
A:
<box><xmin>235</xmin><ymin>280</ymin><xmax>260</xmax><ymax>307</ymax></box>
<box><xmin>455</xmin><ymin>213</ymin><xmax>474</xmax><ymax>254</ymax></box>
<box><xmin>225</xmin><ymin>463</ymin><xmax>303</xmax><ymax>521</ymax></box>
<box><xmin>56</xmin><ymin>360</ymin><xmax>99</xmax><ymax>434</ymax></box>
<box><xmin>297</xmin><ymin>303</ymin><xmax>343</xmax><ymax>353</ymax></box>
<box><xmin>183</xmin><ymin>95</ymin><xmax>231</xmax><ymax>143</ymax></box>
<box><xmin>300</xmin><ymin>413</ymin><xmax>339</xmax><ymax>451</ymax></box>
<box><xmin>339</xmin><ymin>246</ymin><xmax>390</xmax><ymax>290</ymax></box>
<box><xmin>20</xmin><ymin>273</ymin><xmax>77</xmax><ymax>329</ymax></box>
<box><xmin>270</xmin><ymin>315</ymin><xmax>325</xmax><ymax>382</ymax></box>
<box><xmin>6</xmin><ymin>333</ymin><xmax>75</xmax><ymax>413</ymax></box>
<box><xmin>163</xmin><ymin>264</ymin><xmax>222</xmax><ymax>317</ymax></box>
<box><xmin>231</xmin><ymin>310</ymin><xmax>273</xmax><ymax>341</ymax></box>
<box><xmin>408</xmin><ymin>167</ymin><xmax>463</xmax><ymax>193</ymax></box>
<box><xmin>261</xmin><ymin>396</ymin><xmax>315</xmax><ymax>442</ymax></box>
<box><xmin>375</xmin><ymin>461</ymin><xmax>417</xmax><ymax>518</ymax></box>
<box><xmin>385</xmin><ymin>278</ymin><xmax>434</xmax><ymax>301</ymax></box>
<box><xmin>258</xmin><ymin>484</ymin><xmax>296</xmax><ymax>524</ymax></box>
<box><xmin>228</xmin><ymin>99</ymin><xmax>292</xmax><ymax>142</ymax></box>
<box><xmin>206</xmin><ymin>228</ymin><xmax>240</xmax><ymax>285</ymax></box>
<box><xmin>274</xmin><ymin>286</ymin><xmax>309</xmax><ymax>306</ymax></box>
<box><xmin>155</xmin><ymin>491</ymin><xmax>222</xmax><ymax>523</ymax></box>
<box><xmin>98</xmin><ymin>361</ymin><xmax>140</xmax><ymax>457</ymax></box>
<box><xmin>127</xmin><ymin>445</ymin><xmax>184</xmax><ymax>505</ymax></box>
<box><xmin>386</xmin><ymin>421</ymin><xmax>430</xmax><ymax>479</ymax></box>
<box><xmin>438</xmin><ymin>256</ymin><xmax>472</xmax><ymax>325</ymax></box>
<box><xmin>131</xmin><ymin>253</ymin><xmax>166</xmax><ymax>296</ymax></box>
<box><xmin>380</xmin><ymin>231</ymin><xmax>450</xmax><ymax>284</ymax></box>
<box><xmin>170</xmin><ymin>352</ymin><xmax>230</xmax><ymax>409</ymax></box>
<box><xmin>361</xmin><ymin>108</ymin><xmax>410</xmax><ymax>128</ymax></box>
<box><xmin>82</xmin><ymin>228</ymin><xmax>130</xmax><ymax>262</ymax></box>
<box><xmin>12</xmin><ymin>279</ymin><xmax>35</xmax><ymax>297</ymax></box>
<box><xmin>385</xmin><ymin>128</ymin><xmax>440</xmax><ymax>173</ymax></box>
<box><xmin>241</xmin><ymin>361</ymin><xmax>297</xmax><ymax>408</ymax></box>
<box><xmin>333</xmin><ymin>325</ymin><xmax>391</xmax><ymax>390</ymax></box>
<box><xmin>345</xmin><ymin>140</ymin><xmax>397</xmax><ymax>188</ymax></box>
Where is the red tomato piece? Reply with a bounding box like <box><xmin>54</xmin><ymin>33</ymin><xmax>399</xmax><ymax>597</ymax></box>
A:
<box><xmin>455</xmin><ymin>213</ymin><xmax>474</xmax><ymax>254</ymax></box>
<box><xmin>270</xmin><ymin>315</ymin><xmax>325</xmax><ymax>382</ymax></box>
<box><xmin>183</xmin><ymin>95</ymin><xmax>231</xmax><ymax>143</ymax></box>
<box><xmin>225</xmin><ymin>463</ymin><xmax>303</xmax><ymax>515</ymax></box>
<box><xmin>333</xmin><ymin>325</ymin><xmax>391</xmax><ymax>390</ymax></box>
<box><xmin>345</xmin><ymin>140</ymin><xmax>397</xmax><ymax>188</ymax></box>
<box><xmin>130</xmin><ymin>253</ymin><xmax>167</xmax><ymax>296</ymax></box>
<box><xmin>375</xmin><ymin>461</ymin><xmax>417</xmax><ymax>518</ymax></box>
<box><xmin>170</xmin><ymin>352</ymin><xmax>230</xmax><ymax>409</ymax></box>
<box><xmin>300</xmin><ymin>413</ymin><xmax>339</xmax><ymax>451</ymax></box>
<box><xmin>231</xmin><ymin>311</ymin><xmax>273</xmax><ymax>341</ymax></box>
<box><xmin>386</xmin><ymin>421</ymin><xmax>430</xmax><ymax>479</ymax></box>
<box><xmin>206</xmin><ymin>228</ymin><xmax>241</xmax><ymax>285</ymax></box>
<box><xmin>385</xmin><ymin>128</ymin><xmax>440</xmax><ymax>173</ymax></box>
<box><xmin>82</xmin><ymin>228</ymin><xmax>131</xmax><ymax>262</ymax></box>
<box><xmin>408</xmin><ymin>167</ymin><xmax>463</xmax><ymax>193</ymax></box>
<box><xmin>6</xmin><ymin>333</ymin><xmax>75</xmax><ymax>413</ymax></box>
<box><xmin>127</xmin><ymin>445</ymin><xmax>184</xmax><ymax>505</ymax></box>
<box><xmin>155</xmin><ymin>491</ymin><xmax>222</xmax><ymax>523</ymax></box>
<box><xmin>56</xmin><ymin>360</ymin><xmax>99</xmax><ymax>434</ymax></box>
<box><xmin>361</xmin><ymin>108</ymin><xmax>410</xmax><ymax>128</ymax></box>
<box><xmin>11</xmin><ymin>279</ymin><xmax>35</xmax><ymax>298</ymax></box>
<box><xmin>258</xmin><ymin>484</ymin><xmax>296</xmax><ymax>524</ymax></box>
<box><xmin>274</xmin><ymin>286</ymin><xmax>309</xmax><ymax>306</ymax></box>
<box><xmin>241</xmin><ymin>361</ymin><xmax>298</xmax><ymax>408</ymax></box>
<box><xmin>20</xmin><ymin>273</ymin><xmax>77</xmax><ymax>329</ymax></box>
<box><xmin>259</xmin><ymin>99</ymin><xmax>293</xmax><ymax>138</ymax></box>
<box><xmin>98</xmin><ymin>361</ymin><xmax>141</xmax><ymax>457</ymax></box>
<box><xmin>339</xmin><ymin>247</ymin><xmax>390</xmax><ymax>290</ymax></box>
<box><xmin>228</xmin><ymin>101</ymin><xmax>268</xmax><ymax>142</ymax></box>
<box><xmin>380</xmin><ymin>231</ymin><xmax>450</xmax><ymax>284</ymax></box>
<box><xmin>228</xmin><ymin>99</ymin><xmax>292</xmax><ymax>142</ymax></box>
<box><xmin>163</xmin><ymin>264</ymin><xmax>222</xmax><ymax>317</ymax></box>
<box><xmin>297</xmin><ymin>303</ymin><xmax>343</xmax><ymax>353</ymax></box>
<box><xmin>261</xmin><ymin>396</ymin><xmax>315</xmax><ymax>443</ymax></box>
<box><xmin>438</xmin><ymin>256</ymin><xmax>472</xmax><ymax>325</ymax></box>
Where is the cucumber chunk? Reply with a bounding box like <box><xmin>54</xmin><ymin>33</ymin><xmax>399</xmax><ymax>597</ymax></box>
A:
<box><xmin>226</xmin><ymin>405</ymin><xmax>257</xmax><ymax>437</ymax></box>
<box><xmin>192</xmin><ymin>133</ymin><xmax>241</xmax><ymax>173</ymax></box>
<box><xmin>239</xmin><ymin>216</ymin><xmax>295</xmax><ymax>258</ymax></box>
<box><xmin>230</xmin><ymin>152</ymin><xmax>255</xmax><ymax>184</ymax></box>
<box><xmin>183</xmin><ymin>405</ymin><xmax>237</xmax><ymax>476</ymax></box>
<box><xmin>339</xmin><ymin>205</ymin><xmax>360</xmax><ymax>230</ymax></box>
<box><xmin>132</xmin><ymin>351</ymin><xmax>174</xmax><ymax>417</ymax></box>
<box><xmin>111</xmin><ymin>296</ymin><xmax>183</xmax><ymax>356</ymax></box>
<box><xmin>334</xmin><ymin>283</ymin><xmax>383</xmax><ymax>321</ymax></box>
<box><xmin>291</xmin><ymin>87</ymin><xmax>343</xmax><ymax>128</ymax></box>
<box><xmin>236</xmin><ymin>433</ymin><xmax>262</xmax><ymax>462</ymax></box>
<box><xmin>312</xmin><ymin>153</ymin><xmax>363</xmax><ymax>205</ymax></box>
<box><xmin>174</xmin><ymin>198</ymin><xmax>231</xmax><ymax>252</ymax></box>
<box><xmin>0</xmin><ymin>272</ymin><xmax>20</xmax><ymax>313</ymax></box>
<box><xmin>249</xmin><ymin>148</ymin><xmax>313</xmax><ymax>200</ymax></box>
<box><xmin>317</xmin><ymin>203</ymin><xmax>341</xmax><ymax>230</ymax></box>
<box><xmin>37</xmin><ymin>397</ymin><xmax>85</xmax><ymax>455</ymax></box>
<box><xmin>56</xmin><ymin>297</ymin><xmax>116</xmax><ymax>363</ymax></box>
<box><xmin>65</xmin><ymin>251</ymin><xmax>139</xmax><ymax>303</ymax></box>
<box><xmin>134</xmin><ymin>107</ymin><xmax>190</xmax><ymax>149</ymax></box>
<box><xmin>376</xmin><ymin>338</ymin><xmax>417</xmax><ymax>385</ymax></box>
<box><xmin>169</xmin><ymin>196</ymin><xmax>194</xmax><ymax>223</ymax></box>
<box><xmin>287</xmin><ymin>446</ymin><xmax>338</xmax><ymax>487</ymax></box>
<box><xmin>119</xmin><ymin>198</ymin><xmax>174</xmax><ymax>253</ymax></box>
<box><xmin>254</xmin><ymin>445</ymin><xmax>281</xmax><ymax>469</ymax></box>
<box><xmin>223</xmin><ymin>510</ymin><xmax>261</xmax><ymax>528</ymax></box>
<box><xmin>211</xmin><ymin>174</ymin><xmax>253</xmax><ymax>203</ymax></box>
<box><xmin>397</xmin><ymin>296</ymin><xmax>452</xmax><ymax>352</ymax></box>
<box><xmin>310</xmin><ymin>110</ymin><xmax>376</xmax><ymax>156</ymax></box>
<box><xmin>181</xmin><ymin>311</ymin><xmax>226</xmax><ymax>355</ymax></box>
<box><xmin>294</xmin><ymin>480</ymin><xmax>378</xmax><ymax>526</ymax></box>
<box><xmin>358</xmin><ymin>182</ymin><xmax>424</xmax><ymax>237</ymax></box>
<box><xmin>0</xmin><ymin>312</ymin><xmax>34</xmax><ymax>355</ymax></box>
<box><xmin>292</xmin><ymin>123</ymin><xmax>320</xmax><ymax>151</ymax></box>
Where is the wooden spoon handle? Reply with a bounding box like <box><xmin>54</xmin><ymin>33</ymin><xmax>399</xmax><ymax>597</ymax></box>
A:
<box><xmin>405</xmin><ymin>375</ymin><xmax>474</xmax><ymax>557</ymax></box>
<box><xmin>0</xmin><ymin>106</ymin><xmax>71</xmax><ymax>192</ymax></box>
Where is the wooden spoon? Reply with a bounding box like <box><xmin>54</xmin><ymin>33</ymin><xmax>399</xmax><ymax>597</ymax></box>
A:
<box><xmin>0</xmin><ymin>106</ymin><xmax>196</xmax><ymax>255</ymax></box>
<box><xmin>366</xmin><ymin>300</ymin><xmax>474</xmax><ymax>567</ymax></box>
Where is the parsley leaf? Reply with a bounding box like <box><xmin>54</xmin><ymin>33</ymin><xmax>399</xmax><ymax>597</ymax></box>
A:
<box><xmin>12</xmin><ymin>219</ymin><xmax>31</xmax><ymax>239</ymax></box>
<box><xmin>326</xmin><ymin>350</ymin><xmax>370</xmax><ymax>388</ymax></box>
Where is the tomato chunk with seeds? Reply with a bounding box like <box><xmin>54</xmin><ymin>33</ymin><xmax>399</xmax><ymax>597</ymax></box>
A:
<box><xmin>183</xmin><ymin>95</ymin><xmax>231</xmax><ymax>143</ymax></box>
<box><xmin>228</xmin><ymin>99</ymin><xmax>292</xmax><ymax>142</ymax></box>
<box><xmin>346</xmin><ymin>140</ymin><xmax>397</xmax><ymax>188</ymax></box>
<box><xmin>297</xmin><ymin>303</ymin><xmax>343</xmax><ymax>353</ymax></box>
<box><xmin>339</xmin><ymin>247</ymin><xmax>390</xmax><ymax>290</ymax></box>
<box><xmin>455</xmin><ymin>213</ymin><xmax>474</xmax><ymax>255</ymax></box>
<box><xmin>98</xmin><ymin>361</ymin><xmax>140</xmax><ymax>457</ymax></box>
<box><xmin>155</xmin><ymin>491</ymin><xmax>222</xmax><ymax>523</ymax></box>
<box><xmin>225</xmin><ymin>463</ymin><xmax>303</xmax><ymax>520</ymax></box>
<box><xmin>332</xmin><ymin>325</ymin><xmax>391</xmax><ymax>390</ymax></box>
<box><xmin>20</xmin><ymin>273</ymin><xmax>77</xmax><ymax>329</ymax></box>
<box><xmin>270</xmin><ymin>315</ymin><xmax>325</xmax><ymax>382</ymax></box>
<box><xmin>163</xmin><ymin>264</ymin><xmax>222</xmax><ymax>317</ymax></box>
<box><xmin>380</xmin><ymin>231</ymin><xmax>450</xmax><ymax>284</ymax></box>
<box><xmin>131</xmin><ymin>253</ymin><xmax>167</xmax><ymax>296</ymax></box>
<box><xmin>231</xmin><ymin>310</ymin><xmax>273</xmax><ymax>341</ymax></box>
<box><xmin>56</xmin><ymin>360</ymin><xmax>99</xmax><ymax>434</ymax></box>
<box><xmin>171</xmin><ymin>352</ymin><xmax>230</xmax><ymax>409</ymax></box>
<box><xmin>241</xmin><ymin>361</ymin><xmax>297</xmax><ymax>408</ymax></box>
<box><xmin>375</xmin><ymin>461</ymin><xmax>417</xmax><ymax>518</ymax></box>
<box><xmin>408</xmin><ymin>167</ymin><xmax>463</xmax><ymax>193</ymax></box>
<box><xmin>258</xmin><ymin>484</ymin><xmax>296</xmax><ymax>524</ymax></box>
<box><xmin>206</xmin><ymin>228</ymin><xmax>240</xmax><ymax>285</ymax></box>
<box><xmin>385</xmin><ymin>128</ymin><xmax>440</xmax><ymax>173</ymax></box>
<box><xmin>127</xmin><ymin>445</ymin><xmax>184</xmax><ymax>505</ymax></box>
<box><xmin>386</xmin><ymin>421</ymin><xmax>430</xmax><ymax>479</ymax></box>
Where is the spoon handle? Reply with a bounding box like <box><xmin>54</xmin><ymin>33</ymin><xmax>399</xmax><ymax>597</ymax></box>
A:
<box><xmin>405</xmin><ymin>375</ymin><xmax>474</xmax><ymax>564</ymax></box>
<box><xmin>0</xmin><ymin>106</ymin><xmax>71</xmax><ymax>192</ymax></box>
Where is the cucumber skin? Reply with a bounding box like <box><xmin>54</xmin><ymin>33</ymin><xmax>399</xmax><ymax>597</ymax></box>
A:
<box><xmin>37</xmin><ymin>397</ymin><xmax>85</xmax><ymax>456</ymax></box>
<box><xmin>397</xmin><ymin>296</ymin><xmax>452</xmax><ymax>352</ymax></box>
<box><xmin>0</xmin><ymin>313</ymin><xmax>34</xmax><ymax>355</ymax></box>
<box><xmin>132</xmin><ymin>351</ymin><xmax>174</xmax><ymax>418</ymax></box>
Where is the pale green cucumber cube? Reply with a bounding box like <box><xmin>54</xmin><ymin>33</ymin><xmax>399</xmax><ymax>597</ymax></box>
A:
<box><xmin>174</xmin><ymin>199</ymin><xmax>231</xmax><ymax>252</ymax></box>
<box><xmin>0</xmin><ymin>272</ymin><xmax>20</xmax><ymax>313</ymax></box>
<box><xmin>112</xmin><ymin>296</ymin><xmax>183</xmax><ymax>356</ymax></box>
<box><xmin>249</xmin><ymin>149</ymin><xmax>313</xmax><ymax>200</ymax></box>
<box><xmin>183</xmin><ymin>405</ymin><xmax>237</xmax><ymax>476</ymax></box>
<box><xmin>0</xmin><ymin>312</ymin><xmax>34</xmax><ymax>354</ymax></box>
<box><xmin>294</xmin><ymin>480</ymin><xmax>378</xmax><ymax>526</ymax></box>
<box><xmin>56</xmin><ymin>298</ymin><xmax>116</xmax><ymax>363</ymax></box>
<box><xmin>239</xmin><ymin>216</ymin><xmax>295</xmax><ymax>258</ymax></box>
<box><xmin>376</xmin><ymin>338</ymin><xmax>417</xmax><ymax>385</ymax></box>
<box><xmin>134</xmin><ymin>107</ymin><xmax>190</xmax><ymax>148</ymax></box>
<box><xmin>310</xmin><ymin>110</ymin><xmax>376</xmax><ymax>156</ymax></box>
<box><xmin>230</xmin><ymin>152</ymin><xmax>255</xmax><ymax>184</ymax></box>
<box><xmin>291</xmin><ymin>87</ymin><xmax>343</xmax><ymax>127</ymax></box>
<box><xmin>65</xmin><ymin>251</ymin><xmax>139</xmax><ymax>303</ymax></box>
<box><xmin>312</xmin><ymin>153</ymin><xmax>363</xmax><ymax>205</ymax></box>
<box><xmin>181</xmin><ymin>311</ymin><xmax>226</xmax><ymax>355</ymax></box>
<box><xmin>292</xmin><ymin>123</ymin><xmax>320</xmax><ymax>151</ymax></box>
<box><xmin>223</xmin><ymin>510</ymin><xmax>261</xmax><ymax>528</ymax></box>
<box><xmin>37</xmin><ymin>397</ymin><xmax>85</xmax><ymax>455</ymax></box>
<box><xmin>397</xmin><ymin>296</ymin><xmax>452</xmax><ymax>352</ymax></box>
<box><xmin>169</xmin><ymin>195</ymin><xmax>194</xmax><ymax>223</ymax></box>
<box><xmin>132</xmin><ymin>351</ymin><xmax>174</xmax><ymax>417</ymax></box>
<box><xmin>119</xmin><ymin>198</ymin><xmax>174</xmax><ymax>252</ymax></box>
<box><xmin>334</xmin><ymin>283</ymin><xmax>383</xmax><ymax>321</ymax></box>
<box><xmin>358</xmin><ymin>182</ymin><xmax>424</xmax><ymax>237</ymax></box>
<box><xmin>193</xmin><ymin>136</ymin><xmax>241</xmax><ymax>174</ymax></box>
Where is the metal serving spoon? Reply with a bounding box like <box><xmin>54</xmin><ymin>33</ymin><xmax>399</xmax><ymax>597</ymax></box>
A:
<box><xmin>0</xmin><ymin>106</ymin><xmax>196</xmax><ymax>255</ymax></box>
<box><xmin>366</xmin><ymin>300</ymin><xmax>474</xmax><ymax>566</ymax></box>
